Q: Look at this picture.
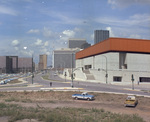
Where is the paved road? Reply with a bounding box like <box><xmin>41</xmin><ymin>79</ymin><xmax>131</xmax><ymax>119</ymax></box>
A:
<box><xmin>0</xmin><ymin>71</ymin><xmax>150</xmax><ymax>97</ymax></box>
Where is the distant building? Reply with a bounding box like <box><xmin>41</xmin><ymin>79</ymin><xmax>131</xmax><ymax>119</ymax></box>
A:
<box><xmin>81</xmin><ymin>43</ymin><xmax>91</xmax><ymax>49</ymax></box>
<box><xmin>12</xmin><ymin>56</ymin><xmax>18</xmax><ymax>73</ymax></box>
<box><xmin>0</xmin><ymin>56</ymin><xmax>18</xmax><ymax>73</ymax></box>
<box><xmin>0</xmin><ymin>56</ymin><xmax>34</xmax><ymax>74</ymax></box>
<box><xmin>94</xmin><ymin>30</ymin><xmax>109</xmax><ymax>44</ymax></box>
<box><xmin>53</xmin><ymin>48</ymin><xmax>80</xmax><ymax>69</ymax></box>
<box><xmin>38</xmin><ymin>54</ymin><xmax>47</xmax><ymax>71</ymax></box>
<box><xmin>68</xmin><ymin>38</ymin><xmax>91</xmax><ymax>49</ymax></box>
<box><xmin>18</xmin><ymin>57</ymin><xmax>33</xmax><ymax>73</ymax></box>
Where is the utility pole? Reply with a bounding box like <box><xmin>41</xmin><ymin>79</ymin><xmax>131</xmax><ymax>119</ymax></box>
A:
<box><xmin>32</xmin><ymin>54</ymin><xmax>34</xmax><ymax>84</ymax></box>
<box><xmin>131</xmin><ymin>74</ymin><xmax>134</xmax><ymax>90</ymax></box>
<box><xmin>102</xmin><ymin>55</ymin><xmax>108</xmax><ymax>84</ymax></box>
<box><xmin>71</xmin><ymin>53</ymin><xmax>74</xmax><ymax>88</ymax></box>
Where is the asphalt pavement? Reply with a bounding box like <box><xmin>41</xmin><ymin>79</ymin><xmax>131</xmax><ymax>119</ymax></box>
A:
<box><xmin>0</xmin><ymin>71</ymin><xmax>150</xmax><ymax>98</ymax></box>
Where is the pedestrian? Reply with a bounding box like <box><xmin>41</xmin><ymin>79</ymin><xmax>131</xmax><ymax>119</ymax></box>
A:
<box><xmin>50</xmin><ymin>82</ymin><xmax>52</xmax><ymax>87</ymax></box>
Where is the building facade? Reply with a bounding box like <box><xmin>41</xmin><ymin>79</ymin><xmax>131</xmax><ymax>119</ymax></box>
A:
<box><xmin>53</xmin><ymin>48</ymin><xmax>80</xmax><ymax>69</ymax></box>
<box><xmin>38</xmin><ymin>54</ymin><xmax>47</xmax><ymax>71</ymax></box>
<box><xmin>94</xmin><ymin>30</ymin><xmax>109</xmax><ymax>44</ymax></box>
<box><xmin>0</xmin><ymin>56</ymin><xmax>34</xmax><ymax>74</ymax></box>
<box><xmin>74</xmin><ymin>38</ymin><xmax>150</xmax><ymax>83</ymax></box>
<box><xmin>0</xmin><ymin>56</ymin><xmax>18</xmax><ymax>73</ymax></box>
<box><xmin>68</xmin><ymin>38</ymin><xmax>90</xmax><ymax>49</ymax></box>
<box><xmin>18</xmin><ymin>57</ymin><xmax>33</xmax><ymax>73</ymax></box>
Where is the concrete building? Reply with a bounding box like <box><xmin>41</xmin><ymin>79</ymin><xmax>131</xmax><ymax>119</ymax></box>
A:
<box><xmin>53</xmin><ymin>48</ymin><xmax>80</xmax><ymax>69</ymax></box>
<box><xmin>71</xmin><ymin>38</ymin><xmax>150</xmax><ymax>84</ymax></box>
<box><xmin>12</xmin><ymin>56</ymin><xmax>18</xmax><ymax>73</ymax></box>
<box><xmin>0</xmin><ymin>56</ymin><xmax>18</xmax><ymax>73</ymax></box>
<box><xmin>18</xmin><ymin>57</ymin><xmax>33</xmax><ymax>73</ymax></box>
<box><xmin>38</xmin><ymin>54</ymin><xmax>47</xmax><ymax>71</ymax></box>
<box><xmin>68</xmin><ymin>38</ymin><xmax>91</xmax><ymax>49</ymax></box>
<box><xmin>0</xmin><ymin>56</ymin><xmax>34</xmax><ymax>74</ymax></box>
<box><xmin>94</xmin><ymin>30</ymin><xmax>109</xmax><ymax>44</ymax></box>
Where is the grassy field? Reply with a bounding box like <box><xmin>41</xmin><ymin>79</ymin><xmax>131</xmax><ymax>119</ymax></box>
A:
<box><xmin>0</xmin><ymin>91</ymin><xmax>148</xmax><ymax>122</ymax></box>
<box><xmin>0</xmin><ymin>102</ymin><xmax>144</xmax><ymax>122</ymax></box>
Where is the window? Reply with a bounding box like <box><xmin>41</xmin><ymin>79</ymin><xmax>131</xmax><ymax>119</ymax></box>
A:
<box><xmin>113</xmin><ymin>76</ymin><xmax>122</xmax><ymax>82</ymax></box>
<box><xmin>84</xmin><ymin>65</ymin><xmax>92</xmax><ymax>69</ymax></box>
<box><xmin>140</xmin><ymin>77</ymin><xmax>150</xmax><ymax>82</ymax></box>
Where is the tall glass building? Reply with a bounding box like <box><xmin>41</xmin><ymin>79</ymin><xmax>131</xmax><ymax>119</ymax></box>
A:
<box><xmin>94</xmin><ymin>30</ymin><xmax>109</xmax><ymax>44</ymax></box>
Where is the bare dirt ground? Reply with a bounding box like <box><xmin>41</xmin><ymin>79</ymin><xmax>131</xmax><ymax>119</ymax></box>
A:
<box><xmin>0</xmin><ymin>91</ymin><xmax>150</xmax><ymax>122</ymax></box>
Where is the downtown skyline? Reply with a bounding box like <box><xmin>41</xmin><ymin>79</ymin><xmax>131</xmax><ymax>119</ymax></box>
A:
<box><xmin>0</xmin><ymin>0</ymin><xmax>150</xmax><ymax>65</ymax></box>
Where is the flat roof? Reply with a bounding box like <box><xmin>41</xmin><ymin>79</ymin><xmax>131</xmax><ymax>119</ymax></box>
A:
<box><xmin>76</xmin><ymin>38</ymin><xmax>150</xmax><ymax>59</ymax></box>
<box><xmin>69</xmin><ymin>38</ymin><xmax>86</xmax><ymax>41</ymax></box>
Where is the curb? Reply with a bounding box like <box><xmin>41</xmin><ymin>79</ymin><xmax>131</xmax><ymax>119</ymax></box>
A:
<box><xmin>40</xmin><ymin>87</ymin><xmax>84</xmax><ymax>90</ymax></box>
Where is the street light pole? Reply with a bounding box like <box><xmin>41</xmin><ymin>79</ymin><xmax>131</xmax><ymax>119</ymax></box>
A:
<box><xmin>71</xmin><ymin>53</ymin><xmax>74</xmax><ymax>87</ymax></box>
<box><xmin>32</xmin><ymin>54</ymin><xmax>33</xmax><ymax>84</ymax></box>
<box><xmin>101</xmin><ymin>55</ymin><xmax>108</xmax><ymax>84</ymax></box>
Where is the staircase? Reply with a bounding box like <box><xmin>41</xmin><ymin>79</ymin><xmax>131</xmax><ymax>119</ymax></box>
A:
<box><xmin>83</xmin><ymin>70</ymin><xmax>95</xmax><ymax>80</ymax></box>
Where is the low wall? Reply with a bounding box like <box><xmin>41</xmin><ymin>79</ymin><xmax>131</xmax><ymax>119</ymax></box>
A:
<box><xmin>90</xmin><ymin>69</ymin><xmax>150</xmax><ymax>84</ymax></box>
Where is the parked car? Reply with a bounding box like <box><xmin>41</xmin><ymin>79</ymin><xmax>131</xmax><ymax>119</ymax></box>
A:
<box><xmin>72</xmin><ymin>92</ymin><xmax>95</xmax><ymax>101</ymax></box>
<box><xmin>0</xmin><ymin>81</ymin><xmax>5</xmax><ymax>85</ymax></box>
<box><xmin>124</xmin><ymin>96</ymin><xmax>138</xmax><ymax>107</ymax></box>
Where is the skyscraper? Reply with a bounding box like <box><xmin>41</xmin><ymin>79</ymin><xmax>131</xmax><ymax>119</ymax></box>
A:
<box><xmin>94</xmin><ymin>30</ymin><xmax>109</xmax><ymax>44</ymax></box>
<box><xmin>38</xmin><ymin>54</ymin><xmax>47</xmax><ymax>70</ymax></box>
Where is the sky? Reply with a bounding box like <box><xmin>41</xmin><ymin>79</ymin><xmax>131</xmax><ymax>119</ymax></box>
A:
<box><xmin>0</xmin><ymin>0</ymin><xmax>150</xmax><ymax>65</ymax></box>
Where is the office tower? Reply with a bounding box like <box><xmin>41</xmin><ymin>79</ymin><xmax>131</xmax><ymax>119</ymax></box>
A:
<box><xmin>18</xmin><ymin>57</ymin><xmax>33</xmax><ymax>73</ymax></box>
<box><xmin>0</xmin><ymin>56</ymin><xmax>18</xmax><ymax>73</ymax></box>
<box><xmin>94</xmin><ymin>30</ymin><xmax>109</xmax><ymax>44</ymax></box>
<box><xmin>53</xmin><ymin>48</ymin><xmax>80</xmax><ymax>69</ymax></box>
<box><xmin>38</xmin><ymin>54</ymin><xmax>47</xmax><ymax>70</ymax></box>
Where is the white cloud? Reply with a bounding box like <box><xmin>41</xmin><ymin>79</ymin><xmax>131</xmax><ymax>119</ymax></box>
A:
<box><xmin>129</xmin><ymin>34</ymin><xmax>141</xmax><ymax>39</ymax></box>
<box><xmin>39</xmin><ymin>47</ymin><xmax>51</xmax><ymax>56</ymax></box>
<box><xmin>44</xmin><ymin>41</ymin><xmax>49</xmax><ymax>47</ymax></box>
<box><xmin>35</xmin><ymin>39</ymin><xmax>43</xmax><ymax>46</ymax></box>
<box><xmin>27</xmin><ymin>29</ymin><xmax>40</xmax><ymax>34</ymax></box>
<box><xmin>40</xmin><ymin>9</ymin><xmax>84</xmax><ymax>26</ymax></box>
<box><xmin>62</xmin><ymin>30</ymin><xmax>75</xmax><ymax>37</ymax></box>
<box><xmin>59</xmin><ymin>30</ymin><xmax>75</xmax><ymax>42</ymax></box>
<box><xmin>90</xmin><ymin>33</ymin><xmax>94</xmax><ymax>40</ymax></box>
<box><xmin>43</xmin><ymin>27</ymin><xmax>55</xmax><ymax>38</ymax></box>
<box><xmin>106</xmin><ymin>27</ymin><xmax>115</xmax><ymax>37</ymax></box>
<box><xmin>23</xmin><ymin>47</ymin><xmax>27</xmax><ymax>50</ymax></box>
<box><xmin>12</xmin><ymin>40</ymin><xmax>20</xmax><ymax>46</ymax></box>
<box><xmin>0</xmin><ymin>5</ymin><xmax>18</xmax><ymax>16</ymax></box>
<box><xmin>95</xmin><ymin>13</ymin><xmax>150</xmax><ymax>39</ymax></box>
<box><xmin>96</xmin><ymin>13</ymin><xmax>150</xmax><ymax>28</ymax></box>
<box><xmin>14</xmin><ymin>47</ymin><xmax>19</xmax><ymax>51</ymax></box>
<box><xmin>108</xmin><ymin>0</ymin><xmax>150</xmax><ymax>8</ymax></box>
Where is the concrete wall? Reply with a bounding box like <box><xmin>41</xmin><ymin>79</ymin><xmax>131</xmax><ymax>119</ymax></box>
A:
<box><xmin>76</xmin><ymin>52</ymin><xmax>150</xmax><ymax>83</ymax></box>
<box><xmin>76</xmin><ymin>52</ymin><xmax>119</xmax><ymax>70</ymax></box>
<box><xmin>63</xmin><ymin>68</ymin><xmax>87</xmax><ymax>81</ymax></box>
<box><xmin>89</xmin><ymin>69</ymin><xmax>150</xmax><ymax>84</ymax></box>
<box><xmin>127</xmin><ymin>53</ymin><xmax>150</xmax><ymax>71</ymax></box>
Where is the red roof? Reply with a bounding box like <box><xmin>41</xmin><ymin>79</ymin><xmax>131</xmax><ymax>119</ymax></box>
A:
<box><xmin>76</xmin><ymin>38</ymin><xmax>150</xmax><ymax>59</ymax></box>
